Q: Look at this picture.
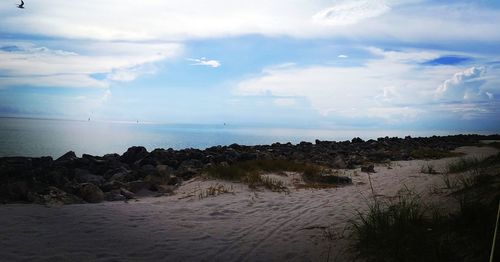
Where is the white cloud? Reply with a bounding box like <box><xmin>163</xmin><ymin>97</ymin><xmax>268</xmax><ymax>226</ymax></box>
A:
<box><xmin>338</xmin><ymin>54</ymin><xmax>348</xmax><ymax>58</ymax></box>
<box><xmin>312</xmin><ymin>0</ymin><xmax>390</xmax><ymax>26</ymax></box>
<box><xmin>236</xmin><ymin>48</ymin><xmax>498</xmax><ymax>120</ymax></box>
<box><xmin>188</xmin><ymin>57</ymin><xmax>221</xmax><ymax>68</ymax></box>
<box><xmin>435</xmin><ymin>66</ymin><xmax>488</xmax><ymax>101</ymax></box>
<box><xmin>0</xmin><ymin>1</ymin><xmax>499</xmax><ymax>43</ymax></box>
<box><xmin>486</xmin><ymin>92</ymin><xmax>494</xmax><ymax>100</ymax></box>
<box><xmin>0</xmin><ymin>42</ymin><xmax>182</xmax><ymax>88</ymax></box>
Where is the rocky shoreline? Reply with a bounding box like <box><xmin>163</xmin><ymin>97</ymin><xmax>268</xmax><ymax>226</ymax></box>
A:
<box><xmin>1</xmin><ymin>134</ymin><xmax>498</xmax><ymax>205</ymax></box>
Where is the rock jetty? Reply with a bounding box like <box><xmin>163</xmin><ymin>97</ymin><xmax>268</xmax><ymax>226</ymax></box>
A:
<box><xmin>1</xmin><ymin>134</ymin><xmax>498</xmax><ymax>205</ymax></box>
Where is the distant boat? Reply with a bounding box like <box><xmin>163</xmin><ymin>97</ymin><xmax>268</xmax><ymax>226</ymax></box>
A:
<box><xmin>17</xmin><ymin>0</ymin><xmax>25</xmax><ymax>9</ymax></box>
<box><xmin>88</xmin><ymin>117</ymin><xmax>90</xmax><ymax>121</ymax></box>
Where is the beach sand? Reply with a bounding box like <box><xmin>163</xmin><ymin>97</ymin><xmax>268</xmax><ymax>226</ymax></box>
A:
<box><xmin>0</xmin><ymin>146</ymin><xmax>497</xmax><ymax>261</ymax></box>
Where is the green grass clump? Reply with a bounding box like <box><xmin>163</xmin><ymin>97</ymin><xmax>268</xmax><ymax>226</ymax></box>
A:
<box><xmin>410</xmin><ymin>148</ymin><xmax>462</xmax><ymax>160</ymax></box>
<box><xmin>198</xmin><ymin>183</ymin><xmax>234</xmax><ymax>199</ymax></box>
<box><xmin>447</xmin><ymin>157</ymin><xmax>481</xmax><ymax>173</ymax></box>
<box><xmin>261</xmin><ymin>176</ymin><xmax>289</xmax><ymax>193</ymax></box>
<box><xmin>205</xmin><ymin>159</ymin><xmax>322</xmax><ymax>180</ymax></box>
<box><xmin>353</xmin><ymin>157</ymin><xmax>500</xmax><ymax>262</ymax></box>
<box><xmin>353</xmin><ymin>190</ymin><xmax>455</xmax><ymax>262</ymax></box>
<box><xmin>203</xmin><ymin>159</ymin><xmax>350</xmax><ymax>191</ymax></box>
<box><xmin>487</xmin><ymin>142</ymin><xmax>500</xmax><ymax>149</ymax></box>
<box><xmin>447</xmin><ymin>154</ymin><xmax>500</xmax><ymax>174</ymax></box>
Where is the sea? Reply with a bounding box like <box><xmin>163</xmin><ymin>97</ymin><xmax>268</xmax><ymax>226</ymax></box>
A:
<box><xmin>0</xmin><ymin>117</ymin><xmax>489</xmax><ymax>158</ymax></box>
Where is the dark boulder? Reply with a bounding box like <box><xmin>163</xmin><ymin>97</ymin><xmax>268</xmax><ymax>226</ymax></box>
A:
<box><xmin>100</xmin><ymin>180</ymin><xmax>127</xmax><ymax>192</ymax></box>
<box><xmin>29</xmin><ymin>186</ymin><xmax>83</xmax><ymax>205</ymax></box>
<box><xmin>126</xmin><ymin>180</ymin><xmax>149</xmax><ymax>193</ymax></box>
<box><xmin>32</xmin><ymin>156</ymin><xmax>53</xmax><ymax>168</ymax></box>
<box><xmin>120</xmin><ymin>146</ymin><xmax>149</xmax><ymax>164</ymax></box>
<box><xmin>74</xmin><ymin>169</ymin><xmax>105</xmax><ymax>186</ymax></box>
<box><xmin>104</xmin><ymin>190</ymin><xmax>126</xmax><ymax>201</ymax></box>
<box><xmin>79</xmin><ymin>183</ymin><xmax>105</xmax><ymax>203</ymax></box>
<box><xmin>120</xmin><ymin>187</ymin><xmax>135</xmax><ymax>199</ymax></box>
<box><xmin>55</xmin><ymin>151</ymin><xmax>77</xmax><ymax>164</ymax></box>
<box><xmin>1</xmin><ymin>181</ymin><xmax>29</xmax><ymax>201</ymax></box>
<box><xmin>361</xmin><ymin>164</ymin><xmax>376</xmax><ymax>173</ymax></box>
<box><xmin>332</xmin><ymin>155</ymin><xmax>347</xmax><ymax>169</ymax></box>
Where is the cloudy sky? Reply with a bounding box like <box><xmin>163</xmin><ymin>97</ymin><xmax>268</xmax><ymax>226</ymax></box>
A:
<box><xmin>1</xmin><ymin>0</ymin><xmax>499</xmax><ymax>130</ymax></box>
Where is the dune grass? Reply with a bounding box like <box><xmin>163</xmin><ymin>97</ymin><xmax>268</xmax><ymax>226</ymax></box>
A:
<box><xmin>420</xmin><ymin>164</ymin><xmax>439</xmax><ymax>174</ymax></box>
<box><xmin>353</xmin><ymin>154</ymin><xmax>500</xmax><ymax>262</ymax></box>
<box><xmin>204</xmin><ymin>159</ymin><xmax>322</xmax><ymax>179</ymax></box>
<box><xmin>447</xmin><ymin>153</ymin><xmax>500</xmax><ymax>173</ymax></box>
<box><xmin>198</xmin><ymin>183</ymin><xmax>234</xmax><ymax>199</ymax></box>
<box><xmin>352</xmin><ymin>189</ymin><xmax>456</xmax><ymax>262</ymax></box>
<box><xmin>203</xmin><ymin>159</ymin><xmax>325</xmax><ymax>191</ymax></box>
<box><xmin>410</xmin><ymin>148</ymin><xmax>462</xmax><ymax>160</ymax></box>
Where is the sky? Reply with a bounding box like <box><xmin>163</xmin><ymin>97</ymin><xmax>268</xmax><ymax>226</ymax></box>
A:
<box><xmin>0</xmin><ymin>0</ymin><xmax>499</xmax><ymax>131</ymax></box>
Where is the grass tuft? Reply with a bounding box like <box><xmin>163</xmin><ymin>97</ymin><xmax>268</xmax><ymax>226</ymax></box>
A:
<box><xmin>352</xmin><ymin>189</ymin><xmax>449</xmax><ymax>262</ymax></box>
<box><xmin>353</xmin><ymin>153</ymin><xmax>500</xmax><ymax>262</ymax></box>
<box><xmin>447</xmin><ymin>154</ymin><xmax>500</xmax><ymax>174</ymax></box>
<box><xmin>198</xmin><ymin>183</ymin><xmax>234</xmax><ymax>199</ymax></box>
<box><xmin>261</xmin><ymin>176</ymin><xmax>289</xmax><ymax>193</ymax></box>
<box><xmin>410</xmin><ymin>148</ymin><xmax>462</xmax><ymax>160</ymax></box>
<box><xmin>420</xmin><ymin>164</ymin><xmax>439</xmax><ymax>174</ymax></box>
<box><xmin>204</xmin><ymin>159</ymin><xmax>348</xmax><ymax>191</ymax></box>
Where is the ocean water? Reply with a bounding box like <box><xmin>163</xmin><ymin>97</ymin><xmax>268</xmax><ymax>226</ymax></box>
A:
<box><xmin>0</xmin><ymin>117</ymin><xmax>480</xmax><ymax>158</ymax></box>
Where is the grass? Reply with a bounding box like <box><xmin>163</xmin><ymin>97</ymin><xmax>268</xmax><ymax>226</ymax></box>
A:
<box><xmin>440</xmin><ymin>174</ymin><xmax>456</xmax><ymax>190</ymax></box>
<box><xmin>352</xmin><ymin>189</ymin><xmax>454</xmax><ymax>262</ymax></box>
<box><xmin>260</xmin><ymin>176</ymin><xmax>289</xmax><ymax>193</ymax></box>
<box><xmin>198</xmin><ymin>183</ymin><xmax>234</xmax><ymax>199</ymax></box>
<box><xmin>204</xmin><ymin>159</ymin><xmax>322</xmax><ymax>180</ymax></box>
<box><xmin>410</xmin><ymin>148</ymin><xmax>462</xmax><ymax>160</ymax></box>
<box><xmin>204</xmin><ymin>159</ymin><xmax>349</xmax><ymax>191</ymax></box>
<box><xmin>420</xmin><ymin>164</ymin><xmax>439</xmax><ymax>174</ymax></box>
<box><xmin>446</xmin><ymin>157</ymin><xmax>482</xmax><ymax>173</ymax></box>
<box><xmin>487</xmin><ymin>142</ymin><xmax>500</xmax><ymax>149</ymax></box>
<box><xmin>353</xmin><ymin>153</ymin><xmax>500</xmax><ymax>262</ymax></box>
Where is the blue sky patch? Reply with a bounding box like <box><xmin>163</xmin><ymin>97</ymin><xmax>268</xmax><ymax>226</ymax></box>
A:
<box><xmin>423</xmin><ymin>55</ymin><xmax>472</xmax><ymax>66</ymax></box>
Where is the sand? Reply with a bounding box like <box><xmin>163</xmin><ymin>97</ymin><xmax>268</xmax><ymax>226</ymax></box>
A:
<box><xmin>0</xmin><ymin>146</ymin><xmax>498</xmax><ymax>262</ymax></box>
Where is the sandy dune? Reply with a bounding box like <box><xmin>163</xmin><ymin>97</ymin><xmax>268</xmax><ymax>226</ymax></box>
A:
<box><xmin>0</xmin><ymin>146</ymin><xmax>497</xmax><ymax>262</ymax></box>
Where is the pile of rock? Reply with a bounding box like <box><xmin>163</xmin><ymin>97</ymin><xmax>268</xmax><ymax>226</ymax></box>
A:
<box><xmin>0</xmin><ymin>134</ymin><xmax>497</xmax><ymax>205</ymax></box>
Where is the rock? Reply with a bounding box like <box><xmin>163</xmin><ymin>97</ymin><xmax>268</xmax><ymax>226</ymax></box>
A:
<box><xmin>120</xmin><ymin>146</ymin><xmax>149</xmax><ymax>164</ymax></box>
<box><xmin>155</xmin><ymin>184</ymin><xmax>175</xmax><ymax>195</ymax></box>
<box><xmin>2</xmin><ymin>181</ymin><xmax>29</xmax><ymax>201</ymax></box>
<box><xmin>104</xmin><ymin>190</ymin><xmax>126</xmax><ymax>201</ymax></box>
<box><xmin>74</xmin><ymin>169</ymin><xmax>105</xmax><ymax>186</ymax></box>
<box><xmin>100</xmin><ymin>180</ymin><xmax>126</xmax><ymax>192</ymax></box>
<box><xmin>361</xmin><ymin>164</ymin><xmax>375</xmax><ymax>173</ymax></box>
<box><xmin>239</xmin><ymin>152</ymin><xmax>258</xmax><ymax>161</ymax></box>
<box><xmin>126</xmin><ymin>180</ymin><xmax>149</xmax><ymax>193</ymax></box>
<box><xmin>29</xmin><ymin>186</ymin><xmax>83</xmax><ymax>205</ymax></box>
<box><xmin>140</xmin><ymin>164</ymin><xmax>157</xmax><ymax>175</ymax></box>
<box><xmin>120</xmin><ymin>188</ymin><xmax>135</xmax><ymax>199</ymax></box>
<box><xmin>157</xmin><ymin>164</ymin><xmax>173</xmax><ymax>176</ymax></box>
<box><xmin>32</xmin><ymin>156</ymin><xmax>53</xmax><ymax>168</ymax></box>
<box><xmin>176</xmin><ymin>159</ymin><xmax>202</xmax><ymax>179</ymax></box>
<box><xmin>332</xmin><ymin>155</ymin><xmax>347</xmax><ymax>169</ymax></box>
<box><xmin>55</xmin><ymin>151</ymin><xmax>77</xmax><ymax>163</ymax></box>
<box><xmin>108</xmin><ymin>170</ymin><xmax>131</xmax><ymax>182</ymax></box>
<box><xmin>144</xmin><ymin>165</ymin><xmax>173</xmax><ymax>190</ymax></box>
<box><xmin>79</xmin><ymin>183</ymin><xmax>105</xmax><ymax>203</ymax></box>
<box><xmin>320</xmin><ymin>175</ymin><xmax>352</xmax><ymax>184</ymax></box>
<box><xmin>351</xmin><ymin>137</ymin><xmax>364</xmax><ymax>143</ymax></box>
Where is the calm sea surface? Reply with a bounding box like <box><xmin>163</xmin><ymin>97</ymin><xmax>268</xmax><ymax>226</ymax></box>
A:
<box><xmin>0</xmin><ymin>117</ymin><xmax>486</xmax><ymax>158</ymax></box>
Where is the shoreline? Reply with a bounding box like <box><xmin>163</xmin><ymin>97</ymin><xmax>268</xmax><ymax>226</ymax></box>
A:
<box><xmin>1</xmin><ymin>134</ymin><xmax>500</xmax><ymax>205</ymax></box>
